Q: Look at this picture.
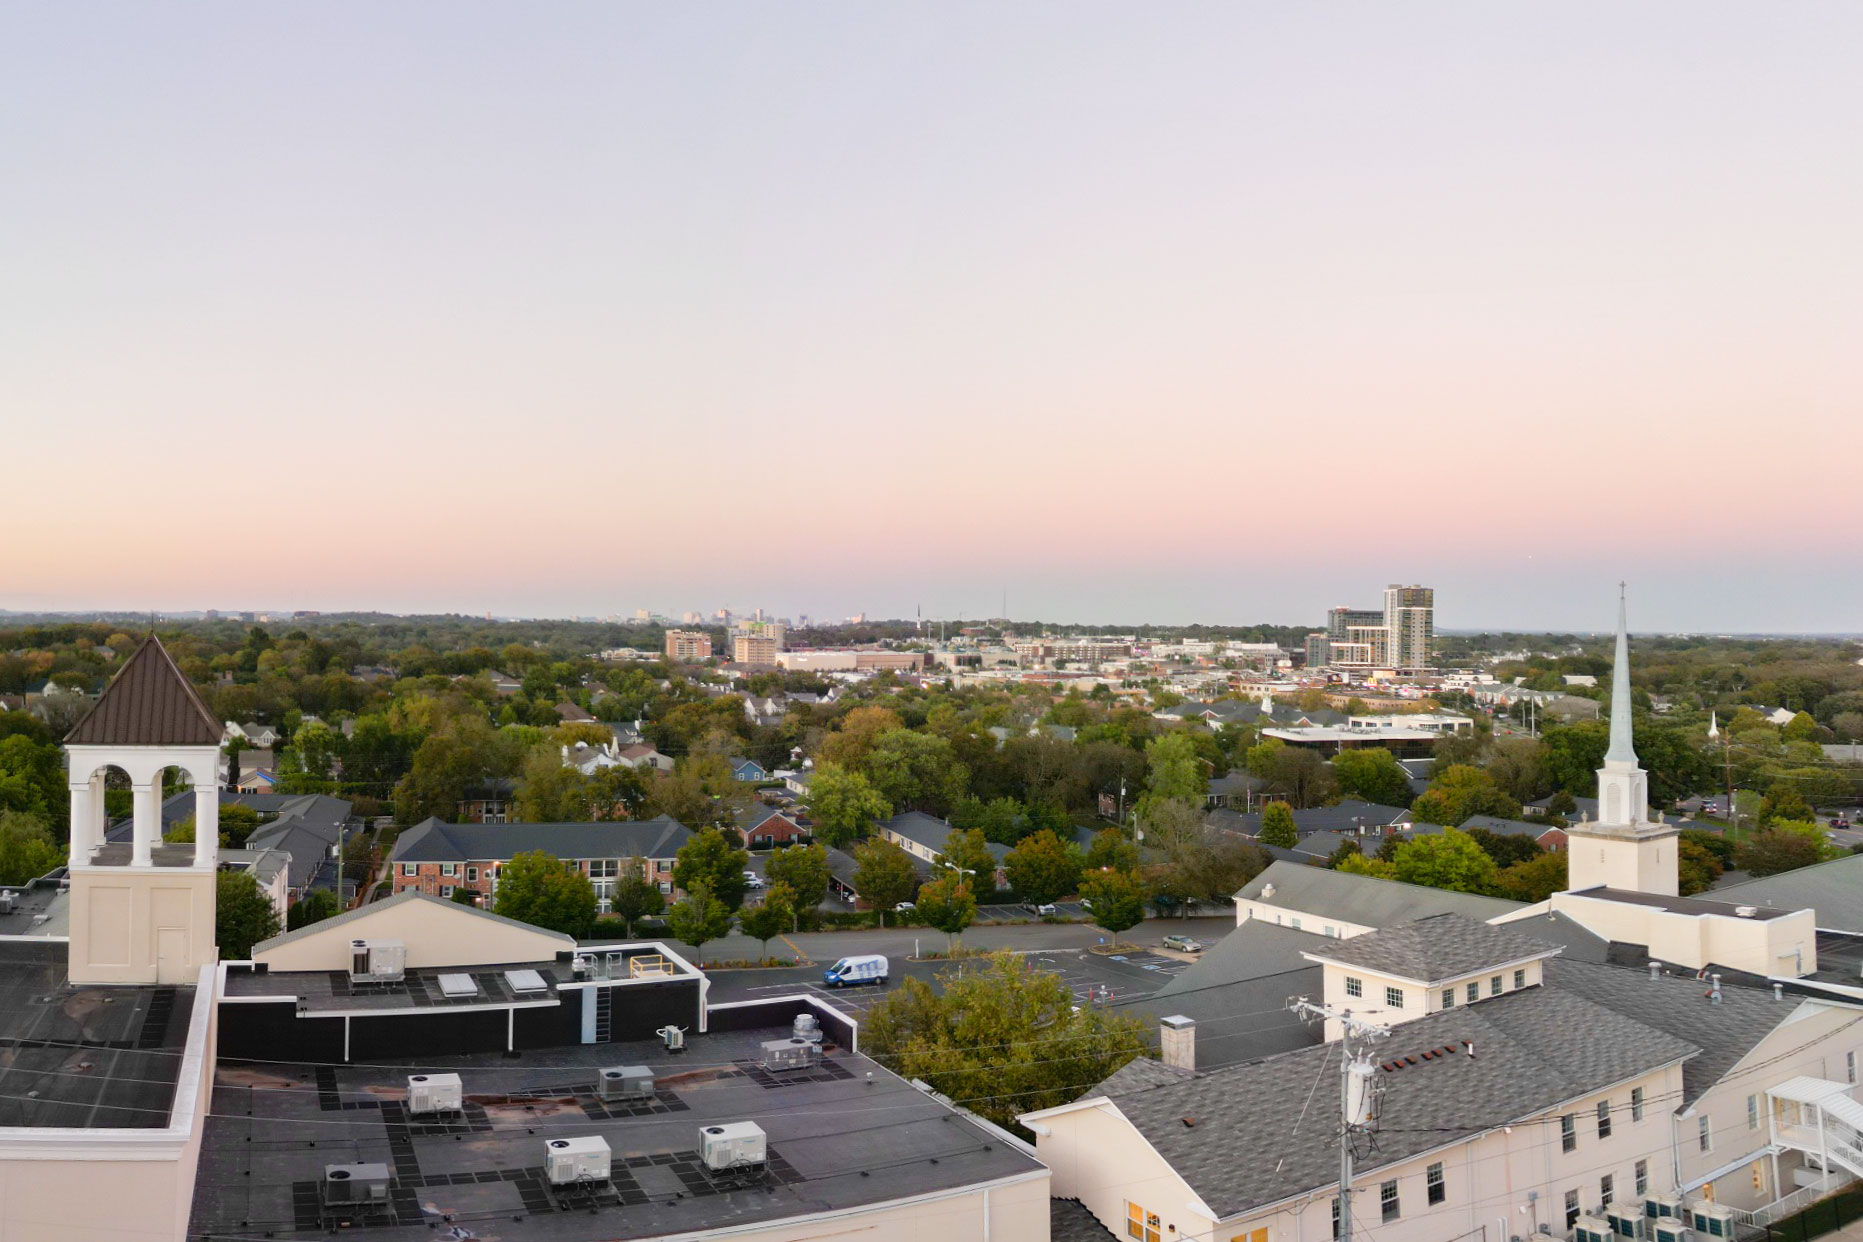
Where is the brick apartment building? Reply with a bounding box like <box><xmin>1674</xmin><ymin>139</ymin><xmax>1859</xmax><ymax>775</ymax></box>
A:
<box><xmin>390</xmin><ymin>816</ymin><xmax>693</xmax><ymax>913</ymax></box>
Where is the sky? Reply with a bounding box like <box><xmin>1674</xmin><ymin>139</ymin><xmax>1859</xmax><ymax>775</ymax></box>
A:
<box><xmin>4</xmin><ymin>3</ymin><xmax>1861</xmax><ymax>632</ymax></box>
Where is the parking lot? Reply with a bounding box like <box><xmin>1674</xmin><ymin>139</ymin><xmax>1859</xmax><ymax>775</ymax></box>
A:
<box><xmin>975</xmin><ymin>900</ymin><xmax>1091</xmax><ymax>922</ymax></box>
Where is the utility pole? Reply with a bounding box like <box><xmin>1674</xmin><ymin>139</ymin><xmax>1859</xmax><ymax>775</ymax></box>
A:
<box><xmin>1288</xmin><ymin>998</ymin><xmax>1390</xmax><ymax>1241</ymax></box>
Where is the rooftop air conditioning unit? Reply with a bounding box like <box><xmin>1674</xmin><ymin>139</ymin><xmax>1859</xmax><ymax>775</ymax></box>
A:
<box><xmin>1571</xmin><ymin>1217</ymin><xmax>1613</xmax><ymax>1242</ymax></box>
<box><xmin>0</xmin><ymin>891</ymin><xmax>17</xmax><ymax>915</ymax></box>
<box><xmin>598</xmin><ymin>1066</ymin><xmax>654</xmax><ymax>1100</ymax></box>
<box><xmin>321</xmin><ymin>1163</ymin><xmax>392</xmax><ymax>1207</ymax></box>
<box><xmin>1649</xmin><ymin>1218</ymin><xmax>1691</xmax><ymax>1242</ymax></box>
<box><xmin>1604</xmin><ymin>1201</ymin><xmax>1645</xmax><ymax>1238</ymax></box>
<box><xmin>1688</xmin><ymin>1202</ymin><xmax>1735</xmax><ymax>1239</ymax></box>
<box><xmin>792</xmin><ymin>1013</ymin><xmax>822</xmax><ymax>1044</ymax></box>
<box><xmin>544</xmin><ymin>1136</ymin><xmax>611</xmax><ymax>1186</ymax></box>
<box><xmin>700</xmin><ymin>1122</ymin><xmax>767</xmax><ymax>1172</ymax></box>
<box><xmin>349</xmin><ymin>939</ymin><xmax>406</xmax><ymax>984</ymax></box>
<box><xmin>406</xmin><ymin>1072</ymin><xmax>462</xmax><ymax>1115</ymax></box>
<box><xmin>760</xmin><ymin>1038</ymin><xmax>816</xmax><ymax>1071</ymax></box>
<box><xmin>1644</xmin><ymin>1193</ymin><xmax>1683</xmax><ymax>1220</ymax></box>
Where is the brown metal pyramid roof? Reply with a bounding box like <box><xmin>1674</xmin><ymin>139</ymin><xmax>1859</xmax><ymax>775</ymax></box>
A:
<box><xmin>65</xmin><ymin>635</ymin><xmax>223</xmax><ymax>746</ymax></box>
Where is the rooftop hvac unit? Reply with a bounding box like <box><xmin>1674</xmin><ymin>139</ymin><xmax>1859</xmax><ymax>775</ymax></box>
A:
<box><xmin>792</xmin><ymin>1013</ymin><xmax>822</xmax><ymax>1044</ymax></box>
<box><xmin>658</xmin><ymin>1025</ymin><xmax>687</xmax><ymax>1053</ymax></box>
<box><xmin>700</xmin><ymin>1122</ymin><xmax>767</xmax><ymax>1172</ymax></box>
<box><xmin>1649</xmin><ymin>1219</ymin><xmax>1691</xmax><ymax>1242</ymax></box>
<box><xmin>349</xmin><ymin>939</ymin><xmax>406</xmax><ymax>984</ymax></box>
<box><xmin>544</xmin><ymin>1136</ymin><xmax>611</xmax><ymax>1186</ymax></box>
<box><xmin>1687</xmin><ymin>1202</ymin><xmax>1735</xmax><ymax>1239</ymax></box>
<box><xmin>321</xmin><ymin>1163</ymin><xmax>392</xmax><ymax>1207</ymax></box>
<box><xmin>1572</xmin><ymin>1217</ymin><xmax>1614</xmax><ymax>1242</ymax></box>
<box><xmin>1604</xmin><ymin>1202</ymin><xmax>1645</xmax><ymax>1238</ymax></box>
<box><xmin>598</xmin><ymin>1066</ymin><xmax>654</xmax><ymax>1100</ymax></box>
<box><xmin>760</xmin><ymin>1038</ymin><xmax>817</xmax><ymax>1071</ymax></box>
<box><xmin>0</xmin><ymin>891</ymin><xmax>17</xmax><ymax>915</ymax></box>
<box><xmin>1644</xmin><ymin>1193</ymin><xmax>1683</xmax><ymax>1220</ymax></box>
<box><xmin>406</xmin><ymin>1072</ymin><xmax>463</xmax><ymax>1115</ymax></box>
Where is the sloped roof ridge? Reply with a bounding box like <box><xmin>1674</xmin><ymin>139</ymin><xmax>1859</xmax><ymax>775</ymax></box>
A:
<box><xmin>66</xmin><ymin>635</ymin><xmax>222</xmax><ymax>747</ymax></box>
<box><xmin>251</xmin><ymin>888</ymin><xmax>576</xmax><ymax>955</ymax></box>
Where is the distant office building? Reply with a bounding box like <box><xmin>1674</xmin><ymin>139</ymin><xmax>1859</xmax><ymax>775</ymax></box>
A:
<box><xmin>734</xmin><ymin>633</ymin><xmax>779</xmax><ymax>664</ymax></box>
<box><xmin>664</xmin><ymin>629</ymin><xmax>712</xmax><ymax>661</ymax></box>
<box><xmin>1312</xmin><ymin>585</ymin><xmax>1434</xmax><ymax>669</ymax></box>
<box><xmin>1383</xmin><ymin>583</ymin><xmax>1435</xmax><ymax>668</ymax></box>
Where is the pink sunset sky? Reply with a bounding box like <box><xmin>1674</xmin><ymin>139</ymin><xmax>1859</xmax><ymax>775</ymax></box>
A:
<box><xmin>4</xmin><ymin>3</ymin><xmax>1860</xmax><ymax>630</ymax></box>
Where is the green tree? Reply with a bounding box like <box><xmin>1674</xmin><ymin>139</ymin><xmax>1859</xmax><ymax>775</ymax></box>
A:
<box><xmin>817</xmin><ymin>706</ymin><xmax>906</xmax><ymax>770</ymax></box>
<box><xmin>1258</xmin><ymin>801</ymin><xmax>1298</xmax><ymax>849</ymax></box>
<box><xmin>1758</xmin><ymin>788</ymin><xmax>1815</xmax><ymax>828</ymax></box>
<box><xmin>1677</xmin><ymin>837</ymin><xmax>1725</xmax><ymax>895</ymax></box>
<box><xmin>737</xmin><ymin>884</ymin><xmax>794</xmax><ymax>962</ymax></box>
<box><xmin>765</xmin><ymin>842</ymin><xmax>831</xmax><ymax>915</ymax></box>
<box><xmin>449</xmin><ymin>886</ymin><xmax>479</xmax><ymax>905</ymax></box>
<box><xmin>1783</xmin><ymin>711</ymin><xmax>1822</xmax><ymax>743</ymax></box>
<box><xmin>216</xmin><ymin>870</ymin><xmax>282</xmax><ymax>958</ymax></box>
<box><xmin>664</xmin><ymin>880</ymin><xmax>733</xmax><ymax>961</ymax></box>
<box><xmin>672</xmin><ymin>827</ymin><xmax>752</xmax><ymax>911</ymax></box>
<box><xmin>852</xmin><ymin>838</ymin><xmax>919</xmax><ymax>925</ymax></box>
<box><xmin>285</xmin><ymin>887</ymin><xmax>340</xmax><ymax>931</ymax></box>
<box><xmin>1390</xmin><ymin>828</ymin><xmax>1499</xmax><ymax>894</ymax></box>
<box><xmin>863</xmin><ymin>730</ymin><xmax>967</xmax><ymax>815</ymax></box>
<box><xmin>609</xmin><ymin>856</ymin><xmax>666</xmax><ymax>935</ymax></box>
<box><xmin>1004</xmin><ymin>829</ymin><xmax>1082</xmax><ymax>905</ymax></box>
<box><xmin>1496</xmin><ymin>849</ymin><xmax>1567</xmax><ymax>902</ymax></box>
<box><xmin>935</xmin><ymin>827</ymin><xmax>999</xmax><ymax>893</ymax></box>
<box><xmin>915</xmin><ymin>871</ymin><xmax>977</xmax><ymax>951</ymax></box>
<box><xmin>1082</xmin><ymin>826</ymin><xmax>1139</xmax><ymax>873</ymax></box>
<box><xmin>1337</xmin><ymin>851</ymin><xmax>1396</xmax><ymax>880</ymax></box>
<box><xmin>1411</xmin><ymin>765</ymin><xmax>1522</xmax><ymax>827</ymax></box>
<box><xmin>392</xmin><ymin>718</ymin><xmax>520</xmax><ymax>826</ymax></box>
<box><xmin>1735</xmin><ymin>821</ymin><xmax>1831</xmax><ymax>876</ymax></box>
<box><xmin>1331</xmin><ymin>747</ymin><xmax>1414</xmax><ymax>807</ymax></box>
<box><xmin>862</xmin><ymin>953</ymin><xmax>1149</xmax><ymax>1129</ymax></box>
<box><xmin>1079</xmin><ymin>867</ymin><xmax>1148</xmax><ymax>936</ymax></box>
<box><xmin>493</xmin><ymin>849</ymin><xmax>598</xmax><ymax>935</ymax></box>
<box><xmin>0</xmin><ymin>811</ymin><xmax>63</xmax><ymax>885</ymax></box>
<box><xmin>1462</xmin><ymin>827</ymin><xmax>1542</xmax><ymax>868</ymax></box>
<box><xmin>1142</xmin><ymin>800</ymin><xmax>1269</xmax><ymax>912</ymax></box>
<box><xmin>1136</xmin><ymin>732</ymin><xmax>1207</xmax><ymax>823</ymax></box>
<box><xmin>0</xmin><ymin>731</ymin><xmax>66</xmax><ymax>824</ymax></box>
<box><xmin>807</xmin><ymin>763</ymin><xmax>892</xmax><ymax>848</ymax></box>
<box><xmin>1542</xmin><ymin>722</ymin><xmax>1609</xmax><ymax>796</ymax></box>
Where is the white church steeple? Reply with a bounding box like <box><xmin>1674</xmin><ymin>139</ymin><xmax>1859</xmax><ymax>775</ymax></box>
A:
<box><xmin>1564</xmin><ymin>586</ymin><xmax>1678</xmax><ymax>896</ymax></box>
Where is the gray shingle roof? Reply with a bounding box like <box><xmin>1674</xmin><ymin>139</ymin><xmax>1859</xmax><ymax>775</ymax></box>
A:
<box><xmin>390</xmin><ymin>817</ymin><xmax>692</xmax><ymax>865</ymax></box>
<box><xmin>1214</xmin><ymin>800</ymin><xmax>1412</xmax><ymax>837</ymax></box>
<box><xmin>1094</xmin><ymin>985</ymin><xmax>1698</xmax><ymax>1218</ymax></box>
<box><xmin>1543</xmin><ymin>957</ymin><xmax>1794</xmax><ymax>1104</ymax></box>
<box><xmin>1303</xmin><ymin>913</ymin><xmax>1562</xmax><ymax>982</ymax></box>
<box><xmin>1131</xmin><ymin>921</ymin><xmax>1328</xmax><ymax>1068</ymax></box>
<box><xmin>1712</xmin><ymin>853</ymin><xmax>1863</xmax><ymax>933</ymax></box>
<box><xmin>1236</xmin><ymin>859</ymin><xmax>1525</xmax><ymax>927</ymax></box>
<box><xmin>1050</xmin><ymin>1199</ymin><xmax>1119</xmax><ymax>1242</ymax></box>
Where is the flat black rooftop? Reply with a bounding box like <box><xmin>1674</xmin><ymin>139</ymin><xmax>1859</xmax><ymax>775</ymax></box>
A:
<box><xmin>190</xmin><ymin>1026</ymin><xmax>1039</xmax><ymax>1239</ymax></box>
<box><xmin>224</xmin><ymin>960</ymin><xmax>573</xmax><ymax>1013</ymax></box>
<box><xmin>1576</xmin><ymin>887</ymin><xmax>1795</xmax><ymax>919</ymax></box>
<box><xmin>0</xmin><ymin>940</ymin><xmax>193</xmax><ymax>1128</ymax></box>
<box><xmin>0</xmin><ymin>880</ymin><xmax>68</xmax><ymax>937</ymax></box>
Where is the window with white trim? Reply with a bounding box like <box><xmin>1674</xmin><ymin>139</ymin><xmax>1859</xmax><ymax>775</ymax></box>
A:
<box><xmin>1597</xmin><ymin>1099</ymin><xmax>1612</xmax><ymax>1139</ymax></box>
<box><xmin>1380</xmin><ymin>1179</ymin><xmax>1399</xmax><ymax>1223</ymax></box>
<box><xmin>1561</xmin><ymin>1114</ymin><xmax>1577</xmax><ymax>1152</ymax></box>
<box><xmin>1345</xmin><ymin>977</ymin><xmax>1363</xmax><ymax>998</ymax></box>
<box><xmin>1426</xmin><ymin>1162</ymin><xmax>1445</xmax><ymax>1205</ymax></box>
<box><xmin>1631</xmin><ymin>1087</ymin><xmax>1645</xmax><ymax>1121</ymax></box>
<box><xmin>1125</xmin><ymin>1202</ymin><xmax>1162</xmax><ymax>1242</ymax></box>
<box><xmin>1465</xmin><ymin>981</ymin><xmax>1479</xmax><ymax>1003</ymax></box>
<box><xmin>1699</xmin><ymin>1114</ymin><xmax>1713</xmax><ymax>1153</ymax></box>
<box><xmin>1442</xmin><ymin>988</ymin><xmax>1454</xmax><ymax>1008</ymax></box>
<box><xmin>1565</xmin><ymin>1189</ymin><xmax>1580</xmax><ymax>1229</ymax></box>
<box><xmin>1601</xmin><ymin>1173</ymin><xmax>1614</xmax><ymax>1208</ymax></box>
<box><xmin>1513</xmin><ymin>968</ymin><xmax>1526</xmax><ymax>988</ymax></box>
<box><xmin>1384</xmin><ymin>986</ymin><xmax>1403</xmax><ymax>1009</ymax></box>
<box><xmin>1748</xmin><ymin>1094</ymin><xmax>1760</xmax><ymax>1131</ymax></box>
<box><xmin>1635</xmin><ymin>1159</ymin><xmax>1649</xmax><ymax>1196</ymax></box>
<box><xmin>401</xmin><ymin>863</ymin><xmax>416</xmax><ymax>877</ymax></box>
<box><xmin>440</xmin><ymin>863</ymin><xmax>456</xmax><ymax>877</ymax></box>
<box><xmin>1490</xmin><ymin>975</ymin><xmax>1502</xmax><ymax>996</ymax></box>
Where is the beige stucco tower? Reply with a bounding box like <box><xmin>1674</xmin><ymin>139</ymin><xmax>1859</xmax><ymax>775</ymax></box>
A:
<box><xmin>65</xmin><ymin>636</ymin><xmax>224</xmax><ymax>984</ymax></box>
<box><xmin>1564</xmin><ymin>587</ymin><xmax>1678</xmax><ymax>896</ymax></box>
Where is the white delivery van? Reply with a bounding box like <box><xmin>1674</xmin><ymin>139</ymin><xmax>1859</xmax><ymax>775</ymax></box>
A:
<box><xmin>823</xmin><ymin>955</ymin><xmax>888</xmax><ymax>988</ymax></box>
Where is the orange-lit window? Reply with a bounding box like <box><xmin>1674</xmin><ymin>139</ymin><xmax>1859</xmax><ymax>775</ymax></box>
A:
<box><xmin>1126</xmin><ymin>1203</ymin><xmax>1163</xmax><ymax>1242</ymax></box>
<box><xmin>1231</xmin><ymin>1230</ymin><xmax>1269</xmax><ymax>1242</ymax></box>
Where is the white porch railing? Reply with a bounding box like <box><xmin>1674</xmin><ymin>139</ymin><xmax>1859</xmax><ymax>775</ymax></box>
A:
<box><xmin>1729</xmin><ymin>1170</ymin><xmax>1854</xmax><ymax>1229</ymax></box>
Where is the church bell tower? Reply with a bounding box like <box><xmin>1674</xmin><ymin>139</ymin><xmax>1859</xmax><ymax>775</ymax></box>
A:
<box><xmin>64</xmin><ymin>636</ymin><xmax>224</xmax><ymax>984</ymax></box>
<box><xmin>1564</xmin><ymin>587</ymin><xmax>1678</xmax><ymax>896</ymax></box>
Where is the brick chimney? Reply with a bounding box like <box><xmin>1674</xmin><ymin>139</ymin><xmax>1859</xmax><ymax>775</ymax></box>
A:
<box><xmin>1160</xmin><ymin>1015</ymin><xmax>1196</xmax><ymax>1072</ymax></box>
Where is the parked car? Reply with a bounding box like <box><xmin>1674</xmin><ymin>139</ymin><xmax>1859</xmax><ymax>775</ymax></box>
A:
<box><xmin>742</xmin><ymin>871</ymin><xmax>765</xmax><ymax>889</ymax></box>
<box><xmin>1026</xmin><ymin>903</ymin><xmax>1057</xmax><ymax>916</ymax></box>
<box><xmin>894</xmin><ymin>901</ymin><xmax>916</xmax><ymax>912</ymax></box>
<box><xmin>1162</xmin><ymin>934</ymin><xmax>1205</xmax><ymax>953</ymax></box>
<box><xmin>823</xmin><ymin>955</ymin><xmax>889</xmax><ymax>988</ymax></box>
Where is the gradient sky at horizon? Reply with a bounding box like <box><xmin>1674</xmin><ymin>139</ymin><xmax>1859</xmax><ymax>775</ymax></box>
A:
<box><xmin>5</xmin><ymin>2</ymin><xmax>1861</xmax><ymax>632</ymax></box>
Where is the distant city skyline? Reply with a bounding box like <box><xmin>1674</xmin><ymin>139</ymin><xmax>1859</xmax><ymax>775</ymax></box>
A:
<box><xmin>6</xmin><ymin>3</ymin><xmax>1861</xmax><ymax>631</ymax></box>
